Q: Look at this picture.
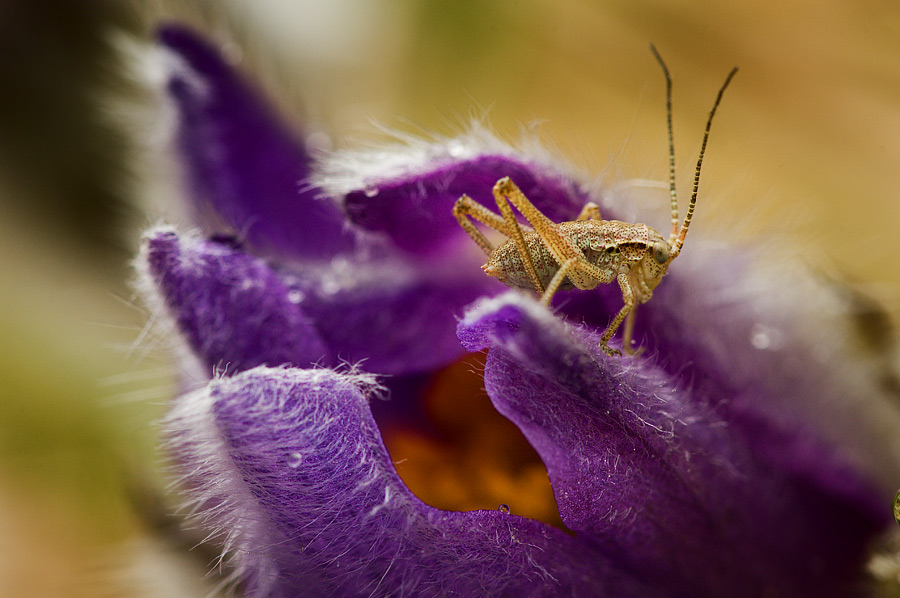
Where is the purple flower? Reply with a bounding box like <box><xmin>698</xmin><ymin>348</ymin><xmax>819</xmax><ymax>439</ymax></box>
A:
<box><xmin>136</xmin><ymin>23</ymin><xmax>899</xmax><ymax>597</ymax></box>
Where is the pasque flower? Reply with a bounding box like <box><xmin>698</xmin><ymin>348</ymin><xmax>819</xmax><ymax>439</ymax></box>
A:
<box><xmin>136</xmin><ymin>23</ymin><xmax>900</xmax><ymax>597</ymax></box>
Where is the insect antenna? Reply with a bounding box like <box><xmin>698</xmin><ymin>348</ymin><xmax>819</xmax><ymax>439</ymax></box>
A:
<box><xmin>648</xmin><ymin>44</ymin><xmax>680</xmax><ymax>247</ymax></box>
<box><xmin>669</xmin><ymin>57</ymin><xmax>739</xmax><ymax>259</ymax></box>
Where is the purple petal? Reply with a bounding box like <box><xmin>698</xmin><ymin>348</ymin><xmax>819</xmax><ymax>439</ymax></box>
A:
<box><xmin>458</xmin><ymin>293</ymin><xmax>885</xmax><ymax>597</ymax></box>
<box><xmin>557</xmin><ymin>243</ymin><xmax>899</xmax><ymax>515</ymax></box>
<box><xmin>141</xmin><ymin>227</ymin><xmax>495</xmax><ymax>378</ymax></box>
<box><xmin>157</xmin><ymin>23</ymin><xmax>354</xmax><ymax>259</ymax></box>
<box><xmin>336</xmin><ymin>149</ymin><xmax>592</xmax><ymax>256</ymax></box>
<box><xmin>141</xmin><ymin>227</ymin><xmax>328</xmax><ymax>373</ymax></box>
<box><xmin>296</xmin><ymin>265</ymin><xmax>493</xmax><ymax>375</ymax></box>
<box><xmin>167</xmin><ymin>366</ymin><xmax>660</xmax><ymax>597</ymax></box>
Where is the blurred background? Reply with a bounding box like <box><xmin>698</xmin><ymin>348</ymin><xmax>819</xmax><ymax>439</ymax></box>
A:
<box><xmin>1</xmin><ymin>0</ymin><xmax>898</xmax><ymax>595</ymax></box>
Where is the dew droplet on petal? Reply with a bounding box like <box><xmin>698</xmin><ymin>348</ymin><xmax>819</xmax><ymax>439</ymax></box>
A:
<box><xmin>320</xmin><ymin>278</ymin><xmax>341</xmax><ymax>295</ymax></box>
<box><xmin>288</xmin><ymin>452</ymin><xmax>304</xmax><ymax>468</ymax></box>
<box><xmin>447</xmin><ymin>139</ymin><xmax>465</xmax><ymax>157</ymax></box>
<box><xmin>750</xmin><ymin>323</ymin><xmax>784</xmax><ymax>350</ymax></box>
<box><xmin>498</xmin><ymin>503</ymin><xmax>510</xmax><ymax>514</ymax></box>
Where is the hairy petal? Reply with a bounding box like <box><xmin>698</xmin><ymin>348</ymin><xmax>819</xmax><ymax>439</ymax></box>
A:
<box><xmin>458</xmin><ymin>292</ymin><xmax>886</xmax><ymax>597</ymax></box>
<box><xmin>139</xmin><ymin>227</ymin><xmax>495</xmax><ymax>377</ymax></box>
<box><xmin>139</xmin><ymin>228</ymin><xmax>328</xmax><ymax>373</ymax></box>
<box><xmin>166</xmin><ymin>366</ymin><xmax>661</xmax><ymax>598</ymax></box>
<box><xmin>629</xmin><ymin>247</ymin><xmax>900</xmax><ymax>512</ymax></box>
<box><xmin>316</xmin><ymin>131</ymin><xmax>594</xmax><ymax>257</ymax></box>
<box><xmin>508</xmin><ymin>238</ymin><xmax>900</xmax><ymax>521</ymax></box>
<box><xmin>157</xmin><ymin>23</ymin><xmax>353</xmax><ymax>259</ymax></box>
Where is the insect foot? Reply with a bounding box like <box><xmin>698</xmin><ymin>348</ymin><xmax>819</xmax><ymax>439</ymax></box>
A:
<box><xmin>601</xmin><ymin>344</ymin><xmax>622</xmax><ymax>358</ymax></box>
<box><xmin>454</xmin><ymin>47</ymin><xmax>737</xmax><ymax>356</ymax></box>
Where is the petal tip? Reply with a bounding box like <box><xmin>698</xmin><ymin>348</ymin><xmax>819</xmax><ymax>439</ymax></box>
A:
<box><xmin>457</xmin><ymin>291</ymin><xmax>558</xmax><ymax>352</ymax></box>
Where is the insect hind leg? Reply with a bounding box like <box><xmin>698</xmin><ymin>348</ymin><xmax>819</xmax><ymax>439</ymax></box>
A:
<box><xmin>576</xmin><ymin>202</ymin><xmax>602</xmax><ymax>221</ymax></box>
<box><xmin>494</xmin><ymin>177</ymin><xmax>610</xmax><ymax>297</ymax></box>
<box><xmin>452</xmin><ymin>194</ymin><xmax>517</xmax><ymax>257</ymax></box>
<box><xmin>490</xmin><ymin>177</ymin><xmax>550</xmax><ymax>294</ymax></box>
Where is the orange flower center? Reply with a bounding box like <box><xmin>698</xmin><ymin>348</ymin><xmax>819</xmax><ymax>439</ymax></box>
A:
<box><xmin>381</xmin><ymin>353</ymin><xmax>564</xmax><ymax>529</ymax></box>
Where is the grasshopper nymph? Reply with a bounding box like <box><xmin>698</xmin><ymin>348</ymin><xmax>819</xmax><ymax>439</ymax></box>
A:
<box><xmin>454</xmin><ymin>47</ymin><xmax>738</xmax><ymax>356</ymax></box>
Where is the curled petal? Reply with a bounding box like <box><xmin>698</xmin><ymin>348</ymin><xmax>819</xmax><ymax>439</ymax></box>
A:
<box><xmin>316</xmin><ymin>130</ymin><xmax>593</xmax><ymax>257</ymax></box>
<box><xmin>166</xmin><ymin>366</ymin><xmax>660</xmax><ymax>597</ymax></box>
<box><xmin>458</xmin><ymin>292</ymin><xmax>885</xmax><ymax>597</ymax></box>
<box><xmin>157</xmin><ymin>23</ymin><xmax>354</xmax><ymax>259</ymax></box>
<box><xmin>139</xmin><ymin>227</ymin><xmax>328</xmax><ymax>373</ymax></box>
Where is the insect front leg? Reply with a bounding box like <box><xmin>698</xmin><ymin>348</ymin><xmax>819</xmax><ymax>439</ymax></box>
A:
<box><xmin>621</xmin><ymin>307</ymin><xmax>644</xmax><ymax>356</ymax></box>
<box><xmin>599</xmin><ymin>273</ymin><xmax>636</xmax><ymax>356</ymax></box>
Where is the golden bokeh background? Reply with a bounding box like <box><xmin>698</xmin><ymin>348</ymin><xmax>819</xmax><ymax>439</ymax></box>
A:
<box><xmin>1</xmin><ymin>1</ymin><xmax>898</xmax><ymax>595</ymax></box>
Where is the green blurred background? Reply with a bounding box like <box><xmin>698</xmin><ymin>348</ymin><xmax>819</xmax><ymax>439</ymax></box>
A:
<box><xmin>1</xmin><ymin>0</ymin><xmax>898</xmax><ymax>595</ymax></box>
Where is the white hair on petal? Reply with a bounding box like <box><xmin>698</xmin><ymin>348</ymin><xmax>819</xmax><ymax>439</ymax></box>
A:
<box><xmin>103</xmin><ymin>31</ymin><xmax>193</xmax><ymax>230</ymax></box>
<box><xmin>164</xmin><ymin>377</ymin><xmax>280</xmax><ymax>595</ymax></box>
<box><xmin>311</xmin><ymin>119</ymin><xmax>597</xmax><ymax>202</ymax></box>
<box><xmin>461</xmin><ymin>290</ymin><xmax>558</xmax><ymax>331</ymax></box>
<box><xmin>131</xmin><ymin>224</ymin><xmax>209</xmax><ymax>389</ymax></box>
<box><xmin>163</xmin><ymin>365</ymin><xmax>398</xmax><ymax>594</ymax></box>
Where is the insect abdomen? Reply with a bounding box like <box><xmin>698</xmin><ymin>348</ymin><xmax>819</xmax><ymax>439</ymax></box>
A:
<box><xmin>484</xmin><ymin>222</ymin><xmax>623</xmax><ymax>291</ymax></box>
<box><xmin>484</xmin><ymin>233</ymin><xmax>570</xmax><ymax>290</ymax></box>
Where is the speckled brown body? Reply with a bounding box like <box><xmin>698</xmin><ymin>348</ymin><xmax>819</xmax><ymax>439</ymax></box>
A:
<box><xmin>484</xmin><ymin>220</ymin><xmax>667</xmax><ymax>303</ymax></box>
<box><xmin>453</xmin><ymin>50</ymin><xmax>737</xmax><ymax>355</ymax></box>
<box><xmin>454</xmin><ymin>177</ymin><xmax>674</xmax><ymax>356</ymax></box>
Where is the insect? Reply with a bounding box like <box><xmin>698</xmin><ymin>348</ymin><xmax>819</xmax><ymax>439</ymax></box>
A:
<box><xmin>453</xmin><ymin>46</ymin><xmax>738</xmax><ymax>356</ymax></box>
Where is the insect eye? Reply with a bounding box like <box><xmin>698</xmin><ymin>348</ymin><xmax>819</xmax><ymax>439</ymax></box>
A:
<box><xmin>652</xmin><ymin>242</ymin><xmax>669</xmax><ymax>264</ymax></box>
